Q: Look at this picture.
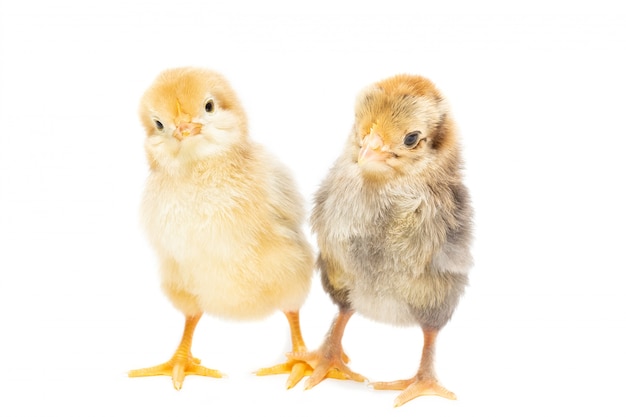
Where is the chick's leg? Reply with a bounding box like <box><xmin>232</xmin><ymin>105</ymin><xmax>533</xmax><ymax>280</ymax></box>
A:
<box><xmin>371</xmin><ymin>328</ymin><xmax>456</xmax><ymax>407</ymax></box>
<box><xmin>128</xmin><ymin>314</ymin><xmax>223</xmax><ymax>390</ymax></box>
<box><xmin>289</xmin><ymin>309</ymin><xmax>366</xmax><ymax>389</ymax></box>
<box><xmin>255</xmin><ymin>310</ymin><xmax>314</xmax><ymax>388</ymax></box>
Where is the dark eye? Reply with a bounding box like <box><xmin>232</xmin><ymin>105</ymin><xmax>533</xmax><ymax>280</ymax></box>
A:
<box><xmin>154</xmin><ymin>120</ymin><xmax>164</xmax><ymax>130</ymax></box>
<box><xmin>205</xmin><ymin>99</ymin><xmax>214</xmax><ymax>113</ymax></box>
<box><xmin>403</xmin><ymin>131</ymin><xmax>421</xmax><ymax>147</ymax></box>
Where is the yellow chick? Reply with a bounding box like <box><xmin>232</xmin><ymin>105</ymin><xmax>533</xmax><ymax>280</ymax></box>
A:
<box><xmin>291</xmin><ymin>74</ymin><xmax>473</xmax><ymax>407</ymax></box>
<box><xmin>129</xmin><ymin>67</ymin><xmax>314</xmax><ymax>390</ymax></box>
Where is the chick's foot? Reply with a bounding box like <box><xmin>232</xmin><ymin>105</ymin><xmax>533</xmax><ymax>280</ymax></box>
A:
<box><xmin>287</xmin><ymin>348</ymin><xmax>365</xmax><ymax>389</ymax></box>
<box><xmin>255</xmin><ymin>358</ymin><xmax>314</xmax><ymax>389</ymax></box>
<box><xmin>255</xmin><ymin>311</ymin><xmax>315</xmax><ymax>388</ymax></box>
<box><xmin>256</xmin><ymin>334</ymin><xmax>356</xmax><ymax>389</ymax></box>
<box><xmin>371</xmin><ymin>377</ymin><xmax>456</xmax><ymax>407</ymax></box>
<box><xmin>370</xmin><ymin>327</ymin><xmax>456</xmax><ymax>406</ymax></box>
<box><xmin>128</xmin><ymin>314</ymin><xmax>223</xmax><ymax>390</ymax></box>
<box><xmin>128</xmin><ymin>354</ymin><xmax>223</xmax><ymax>390</ymax></box>
<box><xmin>288</xmin><ymin>310</ymin><xmax>366</xmax><ymax>389</ymax></box>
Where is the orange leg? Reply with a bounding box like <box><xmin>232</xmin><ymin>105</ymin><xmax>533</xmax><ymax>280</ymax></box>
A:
<box><xmin>370</xmin><ymin>328</ymin><xmax>456</xmax><ymax>407</ymax></box>
<box><xmin>255</xmin><ymin>310</ymin><xmax>316</xmax><ymax>388</ymax></box>
<box><xmin>288</xmin><ymin>309</ymin><xmax>366</xmax><ymax>389</ymax></box>
<box><xmin>128</xmin><ymin>314</ymin><xmax>223</xmax><ymax>390</ymax></box>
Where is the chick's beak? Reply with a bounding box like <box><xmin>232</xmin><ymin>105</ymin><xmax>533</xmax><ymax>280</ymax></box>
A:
<box><xmin>358</xmin><ymin>130</ymin><xmax>387</xmax><ymax>165</ymax></box>
<box><xmin>173</xmin><ymin>122</ymin><xmax>202</xmax><ymax>141</ymax></box>
<box><xmin>173</xmin><ymin>100</ymin><xmax>202</xmax><ymax>141</ymax></box>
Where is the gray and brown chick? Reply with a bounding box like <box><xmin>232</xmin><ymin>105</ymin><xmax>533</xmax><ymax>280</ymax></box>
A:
<box><xmin>291</xmin><ymin>74</ymin><xmax>473</xmax><ymax>407</ymax></box>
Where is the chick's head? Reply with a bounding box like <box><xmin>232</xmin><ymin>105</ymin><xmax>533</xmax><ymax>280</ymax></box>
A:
<box><xmin>352</xmin><ymin>74</ymin><xmax>457</xmax><ymax>180</ymax></box>
<box><xmin>139</xmin><ymin>67</ymin><xmax>248</xmax><ymax>172</ymax></box>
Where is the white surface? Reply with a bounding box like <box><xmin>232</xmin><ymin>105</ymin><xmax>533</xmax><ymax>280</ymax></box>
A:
<box><xmin>1</xmin><ymin>1</ymin><xmax>625</xmax><ymax>415</ymax></box>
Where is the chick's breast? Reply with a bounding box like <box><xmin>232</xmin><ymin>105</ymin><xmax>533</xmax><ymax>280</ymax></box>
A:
<box><xmin>142</xmin><ymin>149</ymin><xmax>312</xmax><ymax>320</ymax></box>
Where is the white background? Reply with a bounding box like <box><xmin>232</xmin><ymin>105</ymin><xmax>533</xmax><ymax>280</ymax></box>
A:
<box><xmin>1</xmin><ymin>1</ymin><xmax>625</xmax><ymax>415</ymax></box>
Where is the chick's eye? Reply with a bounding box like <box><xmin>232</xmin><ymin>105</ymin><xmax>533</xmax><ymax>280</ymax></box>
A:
<box><xmin>205</xmin><ymin>99</ymin><xmax>214</xmax><ymax>113</ymax></box>
<box><xmin>154</xmin><ymin>120</ymin><xmax>164</xmax><ymax>130</ymax></box>
<box><xmin>403</xmin><ymin>131</ymin><xmax>421</xmax><ymax>147</ymax></box>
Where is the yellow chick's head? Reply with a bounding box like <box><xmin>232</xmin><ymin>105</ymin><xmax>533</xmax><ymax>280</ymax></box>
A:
<box><xmin>139</xmin><ymin>67</ymin><xmax>248</xmax><ymax>173</ymax></box>
<box><xmin>353</xmin><ymin>74</ymin><xmax>457</xmax><ymax>181</ymax></box>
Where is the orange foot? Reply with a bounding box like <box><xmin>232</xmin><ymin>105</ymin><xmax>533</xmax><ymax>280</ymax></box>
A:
<box><xmin>287</xmin><ymin>349</ymin><xmax>366</xmax><ymax>389</ymax></box>
<box><xmin>255</xmin><ymin>358</ymin><xmax>314</xmax><ymax>389</ymax></box>
<box><xmin>371</xmin><ymin>377</ymin><xmax>456</xmax><ymax>407</ymax></box>
<box><xmin>288</xmin><ymin>309</ymin><xmax>366</xmax><ymax>389</ymax></box>
<box><xmin>128</xmin><ymin>354</ymin><xmax>223</xmax><ymax>390</ymax></box>
<box><xmin>128</xmin><ymin>314</ymin><xmax>222</xmax><ymax>390</ymax></box>
<box><xmin>256</xmin><ymin>343</ymin><xmax>356</xmax><ymax>389</ymax></box>
<box><xmin>255</xmin><ymin>311</ymin><xmax>319</xmax><ymax>389</ymax></box>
